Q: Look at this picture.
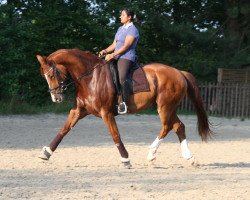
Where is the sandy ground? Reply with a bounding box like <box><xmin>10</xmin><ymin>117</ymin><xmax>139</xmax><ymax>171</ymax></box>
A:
<box><xmin>0</xmin><ymin>113</ymin><xmax>249</xmax><ymax>200</ymax></box>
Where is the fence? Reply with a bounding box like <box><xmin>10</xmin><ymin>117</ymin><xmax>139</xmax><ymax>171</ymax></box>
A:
<box><xmin>217</xmin><ymin>68</ymin><xmax>250</xmax><ymax>83</ymax></box>
<box><xmin>178</xmin><ymin>82</ymin><xmax>250</xmax><ymax>118</ymax></box>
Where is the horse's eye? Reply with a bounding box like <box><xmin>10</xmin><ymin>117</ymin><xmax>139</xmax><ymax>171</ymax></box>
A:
<box><xmin>50</xmin><ymin>75</ymin><xmax>55</xmax><ymax>80</ymax></box>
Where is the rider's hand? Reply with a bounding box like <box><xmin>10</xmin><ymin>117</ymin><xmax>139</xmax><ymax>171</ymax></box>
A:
<box><xmin>105</xmin><ymin>53</ymin><xmax>114</xmax><ymax>61</ymax></box>
<box><xmin>98</xmin><ymin>50</ymin><xmax>107</xmax><ymax>57</ymax></box>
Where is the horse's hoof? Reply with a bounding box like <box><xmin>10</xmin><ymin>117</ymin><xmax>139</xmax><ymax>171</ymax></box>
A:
<box><xmin>147</xmin><ymin>156</ymin><xmax>156</xmax><ymax>162</ymax></box>
<box><xmin>147</xmin><ymin>153</ymin><xmax>156</xmax><ymax>161</ymax></box>
<box><xmin>38</xmin><ymin>146</ymin><xmax>52</xmax><ymax>160</ymax></box>
<box><xmin>120</xmin><ymin>157</ymin><xmax>132</xmax><ymax>169</ymax></box>
<box><xmin>188</xmin><ymin>156</ymin><xmax>198</xmax><ymax>167</ymax></box>
<box><xmin>147</xmin><ymin>147</ymin><xmax>157</xmax><ymax>162</ymax></box>
<box><xmin>120</xmin><ymin>161</ymin><xmax>132</xmax><ymax>169</ymax></box>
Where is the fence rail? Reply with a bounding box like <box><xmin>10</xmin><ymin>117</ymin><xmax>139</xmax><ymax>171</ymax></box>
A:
<box><xmin>178</xmin><ymin>83</ymin><xmax>250</xmax><ymax>118</ymax></box>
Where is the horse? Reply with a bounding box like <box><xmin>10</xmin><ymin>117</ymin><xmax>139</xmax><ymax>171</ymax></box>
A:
<box><xmin>36</xmin><ymin>48</ymin><xmax>213</xmax><ymax>168</ymax></box>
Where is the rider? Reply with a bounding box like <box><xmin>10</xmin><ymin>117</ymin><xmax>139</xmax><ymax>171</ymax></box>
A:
<box><xmin>99</xmin><ymin>8</ymin><xmax>139</xmax><ymax>114</ymax></box>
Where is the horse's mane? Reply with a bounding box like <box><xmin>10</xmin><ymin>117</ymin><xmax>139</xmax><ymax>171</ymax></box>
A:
<box><xmin>48</xmin><ymin>49</ymin><xmax>98</xmax><ymax>60</ymax></box>
<box><xmin>48</xmin><ymin>49</ymin><xmax>69</xmax><ymax>59</ymax></box>
<box><xmin>48</xmin><ymin>49</ymin><xmax>103</xmax><ymax>69</ymax></box>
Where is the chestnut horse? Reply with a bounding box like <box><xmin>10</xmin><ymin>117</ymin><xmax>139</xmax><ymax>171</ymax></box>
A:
<box><xmin>36</xmin><ymin>49</ymin><xmax>213</xmax><ymax>168</ymax></box>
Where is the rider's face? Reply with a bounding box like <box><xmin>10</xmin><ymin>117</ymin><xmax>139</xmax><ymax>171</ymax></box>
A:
<box><xmin>120</xmin><ymin>10</ymin><xmax>131</xmax><ymax>24</ymax></box>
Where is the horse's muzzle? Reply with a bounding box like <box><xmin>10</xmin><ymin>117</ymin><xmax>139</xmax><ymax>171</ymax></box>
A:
<box><xmin>51</xmin><ymin>93</ymin><xmax>64</xmax><ymax>103</ymax></box>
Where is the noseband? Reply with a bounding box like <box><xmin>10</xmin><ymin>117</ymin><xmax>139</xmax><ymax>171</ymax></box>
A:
<box><xmin>44</xmin><ymin>65</ymin><xmax>67</xmax><ymax>94</ymax></box>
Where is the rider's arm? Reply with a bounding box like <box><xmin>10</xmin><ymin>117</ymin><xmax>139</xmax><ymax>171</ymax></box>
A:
<box><xmin>104</xmin><ymin>40</ymin><xmax>116</xmax><ymax>53</ymax></box>
<box><xmin>113</xmin><ymin>35</ymin><xmax>135</xmax><ymax>57</ymax></box>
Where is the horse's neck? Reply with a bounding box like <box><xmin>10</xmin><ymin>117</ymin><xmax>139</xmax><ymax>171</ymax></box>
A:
<box><xmin>52</xmin><ymin>50</ymin><xmax>112</xmax><ymax>97</ymax></box>
<box><xmin>53</xmin><ymin>52</ymin><xmax>98</xmax><ymax>80</ymax></box>
<box><xmin>65</xmin><ymin>56</ymin><xmax>111</xmax><ymax>94</ymax></box>
<box><xmin>68</xmin><ymin>59</ymin><xmax>105</xmax><ymax>82</ymax></box>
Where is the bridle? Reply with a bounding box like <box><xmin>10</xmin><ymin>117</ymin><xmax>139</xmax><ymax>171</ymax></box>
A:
<box><xmin>43</xmin><ymin>65</ymin><xmax>67</xmax><ymax>94</ymax></box>
<box><xmin>43</xmin><ymin>59</ymin><xmax>109</xmax><ymax>94</ymax></box>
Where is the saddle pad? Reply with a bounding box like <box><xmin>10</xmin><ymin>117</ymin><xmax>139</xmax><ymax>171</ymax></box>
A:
<box><xmin>130</xmin><ymin>66</ymin><xmax>150</xmax><ymax>94</ymax></box>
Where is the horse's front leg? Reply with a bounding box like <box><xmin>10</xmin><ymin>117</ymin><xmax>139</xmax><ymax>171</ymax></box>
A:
<box><xmin>101</xmin><ymin>112</ymin><xmax>131</xmax><ymax>168</ymax></box>
<box><xmin>39</xmin><ymin>107</ymin><xmax>88</xmax><ymax>160</ymax></box>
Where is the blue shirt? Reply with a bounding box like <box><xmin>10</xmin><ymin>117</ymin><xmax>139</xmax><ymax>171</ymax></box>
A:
<box><xmin>114</xmin><ymin>22</ymin><xmax>139</xmax><ymax>62</ymax></box>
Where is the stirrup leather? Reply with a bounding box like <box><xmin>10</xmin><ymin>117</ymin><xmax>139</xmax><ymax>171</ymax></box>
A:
<box><xmin>118</xmin><ymin>102</ymin><xmax>128</xmax><ymax>114</ymax></box>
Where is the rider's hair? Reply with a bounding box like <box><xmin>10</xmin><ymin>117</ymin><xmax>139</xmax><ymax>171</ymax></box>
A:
<box><xmin>123</xmin><ymin>8</ymin><xmax>138</xmax><ymax>22</ymax></box>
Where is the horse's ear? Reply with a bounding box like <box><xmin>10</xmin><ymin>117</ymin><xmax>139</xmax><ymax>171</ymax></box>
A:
<box><xmin>36</xmin><ymin>55</ymin><xmax>47</xmax><ymax>65</ymax></box>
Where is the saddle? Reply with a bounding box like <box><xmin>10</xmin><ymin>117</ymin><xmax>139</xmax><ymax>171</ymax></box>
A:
<box><xmin>109</xmin><ymin>60</ymin><xmax>150</xmax><ymax>95</ymax></box>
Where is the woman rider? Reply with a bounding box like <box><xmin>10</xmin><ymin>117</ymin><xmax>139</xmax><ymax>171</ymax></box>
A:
<box><xmin>99</xmin><ymin>9</ymin><xmax>139</xmax><ymax>114</ymax></box>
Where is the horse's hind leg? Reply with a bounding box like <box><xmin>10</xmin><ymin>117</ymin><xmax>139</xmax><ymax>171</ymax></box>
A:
<box><xmin>39</xmin><ymin>107</ymin><xmax>88</xmax><ymax>160</ymax></box>
<box><xmin>147</xmin><ymin>110</ymin><xmax>197</xmax><ymax>166</ymax></box>
<box><xmin>147</xmin><ymin>105</ymin><xmax>174</xmax><ymax>161</ymax></box>
<box><xmin>172</xmin><ymin>115</ymin><xmax>197</xmax><ymax>166</ymax></box>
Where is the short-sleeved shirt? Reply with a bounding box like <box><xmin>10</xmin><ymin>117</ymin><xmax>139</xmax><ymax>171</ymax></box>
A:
<box><xmin>114</xmin><ymin>22</ymin><xmax>139</xmax><ymax>62</ymax></box>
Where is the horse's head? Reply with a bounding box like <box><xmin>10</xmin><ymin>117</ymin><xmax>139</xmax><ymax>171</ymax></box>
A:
<box><xmin>36</xmin><ymin>55</ymin><xmax>67</xmax><ymax>103</ymax></box>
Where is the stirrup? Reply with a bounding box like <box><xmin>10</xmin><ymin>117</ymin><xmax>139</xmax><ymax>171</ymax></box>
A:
<box><xmin>118</xmin><ymin>102</ymin><xmax>128</xmax><ymax>114</ymax></box>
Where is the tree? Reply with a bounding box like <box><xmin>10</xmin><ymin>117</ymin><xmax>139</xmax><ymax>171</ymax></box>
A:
<box><xmin>0</xmin><ymin>0</ymin><xmax>249</xmax><ymax>105</ymax></box>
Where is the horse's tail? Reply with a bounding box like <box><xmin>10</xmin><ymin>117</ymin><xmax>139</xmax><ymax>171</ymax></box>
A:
<box><xmin>181</xmin><ymin>71</ymin><xmax>214</xmax><ymax>141</ymax></box>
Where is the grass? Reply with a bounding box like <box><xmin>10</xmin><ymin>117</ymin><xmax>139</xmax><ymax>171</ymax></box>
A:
<box><xmin>138</xmin><ymin>106</ymin><xmax>158</xmax><ymax>115</ymax></box>
<box><xmin>0</xmin><ymin>99</ymin><xmax>248</xmax><ymax>120</ymax></box>
<box><xmin>0</xmin><ymin>100</ymin><xmax>74</xmax><ymax>115</ymax></box>
<box><xmin>0</xmin><ymin>100</ymin><xmax>159</xmax><ymax>115</ymax></box>
<box><xmin>0</xmin><ymin>101</ymin><xmax>220</xmax><ymax>117</ymax></box>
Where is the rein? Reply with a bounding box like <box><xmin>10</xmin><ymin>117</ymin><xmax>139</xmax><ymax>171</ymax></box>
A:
<box><xmin>64</xmin><ymin>59</ymin><xmax>109</xmax><ymax>89</ymax></box>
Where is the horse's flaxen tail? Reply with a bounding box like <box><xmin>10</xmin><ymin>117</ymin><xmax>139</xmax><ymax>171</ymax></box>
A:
<box><xmin>181</xmin><ymin>71</ymin><xmax>214</xmax><ymax>141</ymax></box>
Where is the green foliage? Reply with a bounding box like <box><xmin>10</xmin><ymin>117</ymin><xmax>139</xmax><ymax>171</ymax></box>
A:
<box><xmin>0</xmin><ymin>0</ymin><xmax>249</xmax><ymax>109</ymax></box>
<box><xmin>0</xmin><ymin>99</ymin><xmax>74</xmax><ymax>115</ymax></box>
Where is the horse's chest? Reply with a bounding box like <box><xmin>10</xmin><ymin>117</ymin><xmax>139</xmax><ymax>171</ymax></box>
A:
<box><xmin>77</xmin><ymin>86</ymin><xmax>114</xmax><ymax>115</ymax></box>
<box><xmin>83</xmin><ymin>97</ymin><xmax>102</xmax><ymax>114</ymax></box>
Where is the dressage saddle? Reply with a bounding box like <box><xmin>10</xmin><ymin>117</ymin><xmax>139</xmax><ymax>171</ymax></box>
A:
<box><xmin>109</xmin><ymin>60</ymin><xmax>150</xmax><ymax>96</ymax></box>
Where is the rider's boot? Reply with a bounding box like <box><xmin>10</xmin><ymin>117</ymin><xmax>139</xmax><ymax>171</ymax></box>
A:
<box><xmin>118</xmin><ymin>80</ymin><xmax>130</xmax><ymax>114</ymax></box>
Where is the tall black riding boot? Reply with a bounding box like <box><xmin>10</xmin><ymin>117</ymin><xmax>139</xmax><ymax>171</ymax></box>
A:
<box><xmin>118</xmin><ymin>80</ymin><xmax>130</xmax><ymax>114</ymax></box>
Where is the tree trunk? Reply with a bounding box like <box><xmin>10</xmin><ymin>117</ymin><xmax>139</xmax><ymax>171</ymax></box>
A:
<box><xmin>226</xmin><ymin>0</ymin><xmax>249</xmax><ymax>51</ymax></box>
